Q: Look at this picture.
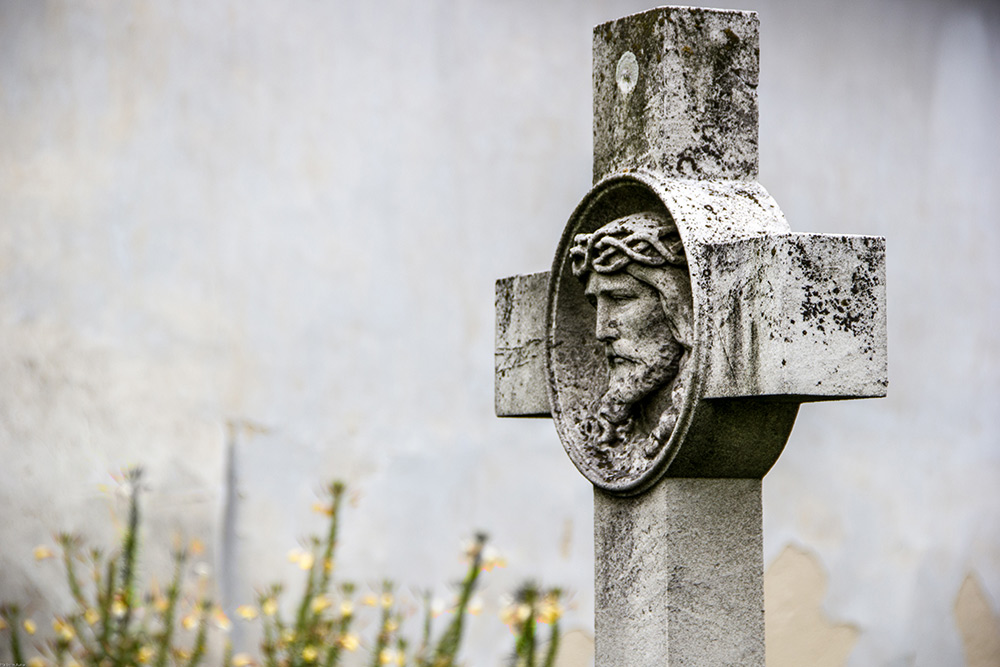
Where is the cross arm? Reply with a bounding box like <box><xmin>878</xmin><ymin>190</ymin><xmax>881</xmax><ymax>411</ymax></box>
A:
<box><xmin>698</xmin><ymin>233</ymin><xmax>887</xmax><ymax>400</ymax></box>
<box><xmin>495</xmin><ymin>272</ymin><xmax>551</xmax><ymax>417</ymax></box>
<box><xmin>494</xmin><ymin>233</ymin><xmax>887</xmax><ymax>417</ymax></box>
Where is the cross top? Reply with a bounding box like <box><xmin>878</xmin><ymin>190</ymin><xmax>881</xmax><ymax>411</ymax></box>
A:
<box><xmin>592</xmin><ymin>6</ymin><xmax>759</xmax><ymax>182</ymax></box>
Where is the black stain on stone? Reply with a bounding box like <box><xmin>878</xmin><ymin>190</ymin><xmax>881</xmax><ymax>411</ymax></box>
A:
<box><xmin>786</xmin><ymin>237</ymin><xmax>883</xmax><ymax>340</ymax></box>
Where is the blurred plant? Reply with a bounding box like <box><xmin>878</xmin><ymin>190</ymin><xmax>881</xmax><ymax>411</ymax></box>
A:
<box><xmin>1</xmin><ymin>469</ymin><xmax>564</xmax><ymax>667</ymax></box>
<box><xmin>500</xmin><ymin>584</ymin><xmax>562</xmax><ymax>667</ymax></box>
<box><xmin>0</xmin><ymin>467</ymin><xmax>220</xmax><ymax>667</ymax></box>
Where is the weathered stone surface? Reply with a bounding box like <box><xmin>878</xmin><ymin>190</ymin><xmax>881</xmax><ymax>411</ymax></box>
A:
<box><xmin>495</xmin><ymin>272</ymin><xmax>550</xmax><ymax>417</ymax></box>
<box><xmin>548</xmin><ymin>171</ymin><xmax>804</xmax><ymax>493</ymax></box>
<box><xmin>593</xmin><ymin>7</ymin><xmax>759</xmax><ymax>182</ymax></box>
<box><xmin>543</xmin><ymin>167</ymin><xmax>887</xmax><ymax>492</ymax></box>
<box><xmin>595</xmin><ymin>479</ymin><xmax>764</xmax><ymax>666</ymax></box>
<box><xmin>494</xmin><ymin>6</ymin><xmax>890</xmax><ymax>667</ymax></box>
<box><xmin>700</xmin><ymin>233</ymin><xmax>887</xmax><ymax>400</ymax></box>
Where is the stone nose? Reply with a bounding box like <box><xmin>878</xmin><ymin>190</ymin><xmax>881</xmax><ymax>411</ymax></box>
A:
<box><xmin>594</xmin><ymin>301</ymin><xmax>619</xmax><ymax>343</ymax></box>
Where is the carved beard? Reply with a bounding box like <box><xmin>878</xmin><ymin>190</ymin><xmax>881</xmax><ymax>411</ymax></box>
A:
<box><xmin>592</xmin><ymin>342</ymin><xmax>687</xmax><ymax>453</ymax></box>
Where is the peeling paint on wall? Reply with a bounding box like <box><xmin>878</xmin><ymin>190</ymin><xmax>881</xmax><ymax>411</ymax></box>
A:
<box><xmin>553</xmin><ymin>629</ymin><xmax>594</xmax><ymax>667</ymax></box>
<box><xmin>954</xmin><ymin>573</ymin><xmax>1000</xmax><ymax>667</ymax></box>
<box><xmin>765</xmin><ymin>545</ymin><xmax>859</xmax><ymax>666</ymax></box>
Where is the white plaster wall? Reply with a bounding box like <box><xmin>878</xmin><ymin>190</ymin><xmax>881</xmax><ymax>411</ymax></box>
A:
<box><xmin>0</xmin><ymin>1</ymin><xmax>997</xmax><ymax>665</ymax></box>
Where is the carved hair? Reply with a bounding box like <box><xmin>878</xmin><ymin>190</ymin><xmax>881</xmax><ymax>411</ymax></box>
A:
<box><xmin>570</xmin><ymin>210</ymin><xmax>686</xmax><ymax>278</ymax></box>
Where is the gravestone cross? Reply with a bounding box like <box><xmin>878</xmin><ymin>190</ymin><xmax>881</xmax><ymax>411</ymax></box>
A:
<box><xmin>495</xmin><ymin>6</ymin><xmax>887</xmax><ymax>666</ymax></box>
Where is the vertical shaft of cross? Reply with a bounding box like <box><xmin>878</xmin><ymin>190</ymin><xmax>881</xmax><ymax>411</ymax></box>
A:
<box><xmin>594</xmin><ymin>480</ymin><xmax>764</xmax><ymax>665</ymax></box>
<box><xmin>591</xmin><ymin>8</ymin><xmax>764</xmax><ymax>665</ymax></box>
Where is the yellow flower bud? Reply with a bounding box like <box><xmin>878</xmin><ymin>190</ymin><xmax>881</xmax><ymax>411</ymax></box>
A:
<box><xmin>539</xmin><ymin>604</ymin><xmax>562</xmax><ymax>624</ymax></box>
<box><xmin>480</xmin><ymin>546</ymin><xmax>506</xmax><ymax>572</ymax></box>
<box><xmin>338</xmin><ymin>633</ymin><xmax>360</xmax><ymax>652</ymax></box>
<box><xmin>311</xmin><ymin>502</ymin><xmax>333</xmax><ymax>516</ymax></box>
<box><xmin>23</xmin><ymin>619</ymin><xmax>37</xmax><ymax>635</ymax></box>
<box><xmin>84</xmin><ymin>608</ymin><xmax>100</xmax><ymax>626</ymax></box>
<box><xmin>310</xmin><ymin>595</ymin><xmax>331</xmax><ymax>613</ymax></box>
<box><xmin>33</xmin><ymin>546</ymin><xmax>54</xmax><ymax>561</ymax></box>
<box><xmin>339</xmin><ymin>600</ymin><xmax>354</xmax><ymax>617</ymax></box>
<box><xmin>302</xmin><ymin>646</ymin><xmax>318</xmax><ymax>662</ymax></box>
<box><xmin>538</xmin><ymin>596</ymin><xmax>563</xmax><ymax>624</ymax></box>
<box><xmin>52</xmin><ymin>618</ymin><xmax>75</xmax><ymax>641</ymax></box>
<box><xmin>213</xmin><ymin>608</ymin><xmax>231</xmax><ymax>631</ymax></box>
<box><xmin>499</xmin><ymin>603</ymin><xmax>531</xmax><ymax>628</ymax></box>
<box><xmin>261</xmin><ymin>599</ymin><xmax>278</xmax><ymax>617</ymax></box>
<box><xmin>137</xmin><ymin>645</ymin><xmax>154</xmax><ymax>663</ymax></box>
<box><xmin>380</xmin><ymin>593</ymin><xmax>393</xmax><ymax>609</ymax></box>
<box><xmin>232</xmin><ymin>653</ymin><xmax>254</xmax><ymax>667</ymax></box>
<box><xmin>27</xmin><ymin>657</ymin><xmax>45</xmax><ymax>667</ymax></box>
<box><xmin>462</xmin><ymin>538</ymin><xmax>483</xmax><ymax>560</ymax></box>
<box><xmin>236</xmin><ymin>605</ymin><xmax>258</xmax><ymax>620</ymax></box>
<box><xmin>189</xmin><ymin>538</ymin><xmax>205</xmax><ymax>556</ymax></box>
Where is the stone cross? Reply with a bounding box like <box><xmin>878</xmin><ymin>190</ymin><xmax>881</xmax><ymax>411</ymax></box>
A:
<box><xmin>495</xmin><ymin>6</ymin><xmax>886</xmax><ymax>666</ymax></box>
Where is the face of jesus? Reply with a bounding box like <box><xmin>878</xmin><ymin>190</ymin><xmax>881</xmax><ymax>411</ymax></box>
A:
<box><xmin>584</xmin><ymin>271</ymin><xmax>685</xmax><ymax>408</ymax></box>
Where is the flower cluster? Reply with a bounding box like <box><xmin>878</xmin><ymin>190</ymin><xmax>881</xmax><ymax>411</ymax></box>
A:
<box><xmin>499</xmin><ymin>584</ymin><xmax>563</xmax><ymax>667</ymax></box>
<box><xmin>1</xmin><ymin>470</ymin><xmax>566</xmax><ymax>667</ymax></box>
<box><xmin>0</xmin><ymin>468</ymin><xmax>225</xmax><ymax>667</ymax></box>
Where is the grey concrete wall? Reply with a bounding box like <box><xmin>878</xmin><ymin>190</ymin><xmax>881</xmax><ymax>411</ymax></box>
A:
<box><xmin>0</xmin><ymin>1</ymin><xmax>997</xmax><ymax>665</ymax></box>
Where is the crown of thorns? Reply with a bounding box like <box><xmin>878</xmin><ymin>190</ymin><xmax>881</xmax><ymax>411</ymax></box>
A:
<box><xmin>570</xmin><ymin>211</ymin><xmax>686</xmax><ymax>277</ymax></box>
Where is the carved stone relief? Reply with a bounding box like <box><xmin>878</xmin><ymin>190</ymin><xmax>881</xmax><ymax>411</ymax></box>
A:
<box><xmin>548</xmin><ymin>171</ymin><xmax>795</xmax><ymax>494</ymax></box>
<box><xmin>570</xmin><ymin>210</ymin><xmax>693</xmax><ymax>466</ymax></box>
<box><xmin>547</xmin><ymin>175</ymin><xmax>704</xmax><ymax>493</ymax></box>
<box><xmin>538</xmin><ymin>170</ymin><xmax>886</xmax><ymax>494</ymax></box>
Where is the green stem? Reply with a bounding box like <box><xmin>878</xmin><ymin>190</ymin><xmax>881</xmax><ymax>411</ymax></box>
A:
<box><xmin>185</xmin><ymin>600</ymin><xmax>210</xmax><ymax>667</ymax></box>
<box><xmin>117</xmin><ymin>469</ymin><xmax>142</xmax><ymax>639</ymax></box>
<box><xmin>413</xmin><ymin>591</ymin><xmax>432</xmax><ymax>667</ymax></box>
<box><xmin>432</xmin><ymin>533</ymin><xmax>486</xmax><ymax>666</ymax></box>
<box><xmin>368</xmin><ymin>583</ymin><xmax>394</xmax><ymax>667</ymax></box>
<box><xmin>321</xmin><ymin>612</ymin><xmax>353</xmax><ymax>667</ymax></box>
<box><xmin>541</xmin><ymin>618</ymin><xmax>560</xmax><ymax>667</ymax></box>
<box><xmin>316</xmin><ymin>483</ymin><xmax>345</xmax><ymax>596</ymax></box>
<box><xmin>97</xmin><ymin>557</ymin><xmax>117</xmax><ymax>662</ymax></box>
<box><xmin>153</xmin><ymin>547</ymin><xmax>187</xmax><ymax>667</ymax></box>
<box><xmin>2</xmin><ymin>607</ymin><xmax>25</xmax><ymax>666</ymax></box>
<box><xmin>60</xmin><ymin>535</ymin><xmax>88</xmax><ymax>608</ymax></box>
